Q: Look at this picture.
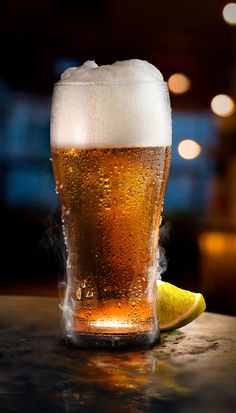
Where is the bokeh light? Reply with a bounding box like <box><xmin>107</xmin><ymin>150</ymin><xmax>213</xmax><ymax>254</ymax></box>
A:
<box><xmin>211</xmin><ymin>94</ymin><xmax>235</xmax><ymax>117</ymax></box>
<box><xmin>223</xmin><ymin>3</ymin><xmax>236</xmax><ymax>25</ymax></box>
<box><xmin>168</xmin><ymin>73</ymin><xmax>191</xmax><ymax>94</ymax></box>
<box><xmin>178</xmin><ymin>139</ymin><xmax>202</xmax><ymax>160</ymax></box>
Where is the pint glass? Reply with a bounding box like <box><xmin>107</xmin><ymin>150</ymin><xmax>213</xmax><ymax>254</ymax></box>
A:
<box><xmin>51</xmin><ymin>60</ymin><xmax>171</xmax><ymax>348</ymax></box>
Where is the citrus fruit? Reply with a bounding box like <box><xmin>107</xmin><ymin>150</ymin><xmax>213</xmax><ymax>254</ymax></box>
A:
<box><xmin>157</xmin><ymin>280</ymin><xmax>206</xmax><ymax>332</ymax></box>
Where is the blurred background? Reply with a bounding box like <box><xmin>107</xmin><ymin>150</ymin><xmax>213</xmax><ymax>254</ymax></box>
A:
<box><xmin>0</xmin><ymin>0</ymin><xmax>236</xmax><ymax>315</ymax></box>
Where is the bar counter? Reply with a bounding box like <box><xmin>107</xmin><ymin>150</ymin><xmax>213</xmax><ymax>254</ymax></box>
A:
<box><xmin>0</xmin><ymin>296</ymin><xmax>235</xmax><ymax>412</ymax></box>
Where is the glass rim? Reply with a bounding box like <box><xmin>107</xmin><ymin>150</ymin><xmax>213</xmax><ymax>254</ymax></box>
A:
<box><xmin>54</xmin><ymin>80</ymin><xmax>168</xmax><ymax>87</ymax></box>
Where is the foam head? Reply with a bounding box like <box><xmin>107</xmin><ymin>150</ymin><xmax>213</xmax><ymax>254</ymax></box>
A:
<box><xmin>50</xmin><ymin>60</ymin><xmax>172</xmax><ymax>148</ymax></box>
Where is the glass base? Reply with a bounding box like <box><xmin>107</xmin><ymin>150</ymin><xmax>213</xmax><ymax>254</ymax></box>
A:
<box><xmin>65</xmin><ymin>328</ymin><xmax>160</xmax><ymax>350</ymax></box>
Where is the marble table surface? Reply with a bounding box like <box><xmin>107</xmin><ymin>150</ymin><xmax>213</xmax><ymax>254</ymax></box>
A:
<box><xmin>0</xmin><ymin>295</ymin><xmax>236</xmax><ymax>413</ymax></box>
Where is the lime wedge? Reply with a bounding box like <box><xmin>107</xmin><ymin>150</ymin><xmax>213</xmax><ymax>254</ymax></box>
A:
<box><xmin>157</xmin><ymin>280</ymin><xmax>206</xmax><ymax>332</ymax></box>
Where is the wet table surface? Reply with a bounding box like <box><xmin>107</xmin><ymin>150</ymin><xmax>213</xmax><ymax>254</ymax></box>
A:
<box><xmin>0</xmin><ymin>296</ymin><xmax>236</xmax><ymax>413</ymax></box>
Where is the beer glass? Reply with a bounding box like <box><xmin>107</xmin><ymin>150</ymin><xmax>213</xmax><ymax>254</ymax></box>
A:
<box><xmin>51</xmin><ymin>62</ymin><xmax>171</xmax><ymax>348</ymax></box>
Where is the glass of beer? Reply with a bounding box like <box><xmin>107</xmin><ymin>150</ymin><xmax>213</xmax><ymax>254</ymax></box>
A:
<box><xmin>51</xmin><ymin>60</ymin><xmax>171</xmax><ymax>348</ymax></box>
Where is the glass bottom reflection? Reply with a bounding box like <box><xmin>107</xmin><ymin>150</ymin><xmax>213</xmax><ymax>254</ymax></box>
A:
<box><xmin>60</xmin><ymin>332</ymin><xmax>188</xmax><ymax>413</ymax></box>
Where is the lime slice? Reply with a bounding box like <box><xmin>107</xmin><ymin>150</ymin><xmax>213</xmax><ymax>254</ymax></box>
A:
<box><xmin>157</xmin><ymin>280</ymin><xmax>206</xmax><ymax>332</ymax></box>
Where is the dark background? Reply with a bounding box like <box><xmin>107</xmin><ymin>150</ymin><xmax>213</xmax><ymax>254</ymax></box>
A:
<box><xmin>0</xmin><ymin>0</ymin><xmax>236</xmax><ymax>315</ymax></box>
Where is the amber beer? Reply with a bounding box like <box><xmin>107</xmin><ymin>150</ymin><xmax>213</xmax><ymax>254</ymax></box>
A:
<box><xmin>50</xmin><ymin>60</ymin><xmax>172</xmax><ymax>348</ymax></box>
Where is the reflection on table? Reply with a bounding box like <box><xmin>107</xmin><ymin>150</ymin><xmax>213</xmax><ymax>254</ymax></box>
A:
<box><xmin>0</xmin><ymin>296</ymin><xmax>235</xmax><ymax>413</ymax></box>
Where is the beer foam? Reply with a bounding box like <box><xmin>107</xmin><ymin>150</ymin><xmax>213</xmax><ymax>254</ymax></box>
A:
<box><xmin>51</xmin><ymin>60</ymin><xmax>172</xmax><ymax>148</ymax></box>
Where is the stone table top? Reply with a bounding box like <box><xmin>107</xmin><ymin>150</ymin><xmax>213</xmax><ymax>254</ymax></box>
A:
<box><xmin>0</xmin><ymin>295</ymin><xmax>236</xmax><ymax>413</ymax></box>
